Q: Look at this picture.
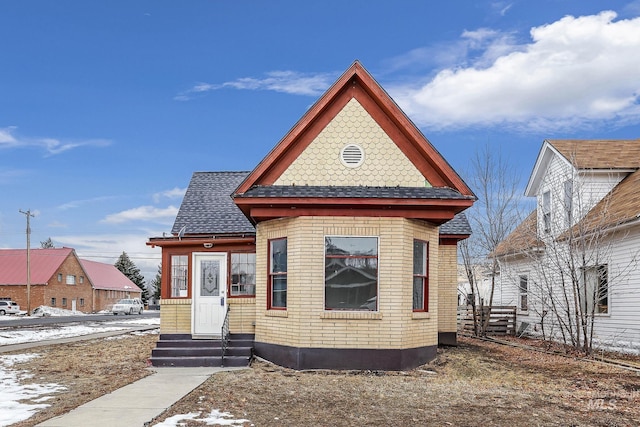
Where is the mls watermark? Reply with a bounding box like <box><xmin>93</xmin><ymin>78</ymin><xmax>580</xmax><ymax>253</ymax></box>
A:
<box><xmin>584</xmin><ymin>389</ymin><xmax>639</xmax><ymax>411</ymax></box>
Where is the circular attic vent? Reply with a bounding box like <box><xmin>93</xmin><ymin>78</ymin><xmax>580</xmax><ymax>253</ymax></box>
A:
<box><xmin>340</xmin><ymin>144</ymin><xmax>364</xmax><ymax>168</ymax></box>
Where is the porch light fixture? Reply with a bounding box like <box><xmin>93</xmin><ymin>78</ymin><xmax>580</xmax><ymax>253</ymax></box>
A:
<box><xmin>203</xmin><ymin>243</ymin><xmax>213</xmax><ymax>248</ymax></box>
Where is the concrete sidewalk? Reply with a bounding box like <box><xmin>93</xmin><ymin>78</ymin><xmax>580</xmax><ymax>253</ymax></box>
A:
<box><xmin>37</xmin><ymin>366</ymin><xmax>246</xmax><ymax>427</ymax></box>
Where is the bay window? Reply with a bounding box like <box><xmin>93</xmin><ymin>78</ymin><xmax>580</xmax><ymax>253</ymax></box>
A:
<box><xmin>325</xmin><ymin>236</ymin><xmax>378</xmax><ymax>311</ymax></box>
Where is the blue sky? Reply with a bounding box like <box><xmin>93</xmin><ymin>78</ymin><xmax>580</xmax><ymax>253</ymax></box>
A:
<box><xmin>2</xmin><ymin>0</ymin><xmax>640</xmax><ymax>281</ymax></box>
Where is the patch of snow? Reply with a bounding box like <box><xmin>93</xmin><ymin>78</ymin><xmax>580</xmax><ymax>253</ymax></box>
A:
<box><xmin>31</xmin><ymin>306</ymin><xmax>86</xmax><ymax>317</ymax></box>
<box><xmin>152</xmin><ymin>409</ymin><xmax>251</xmax><ymax>426</ymax></box>
<box><xmin>0</xmin><ymin>323</ymin><xmax>128</xmax><ymax>346</ymax></box>
<box><xmin>0</xmin><ymin>354</ymin><xmax>66</xmax><ymax>427</ymax></box>
<box><xmin>113</xmin><ymin>317</ymin><xmax>160</xmax><ymax>325</ymax></box>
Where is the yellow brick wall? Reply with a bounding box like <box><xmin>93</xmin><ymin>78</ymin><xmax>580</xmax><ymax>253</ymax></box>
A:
<box><xmin>229</xmin><ymin>297</ymin><xmax>256</xmax><ymax>333</ymax></box>
<box><xmin>160</xmin><ymin>299</ymin><xmax>192</xmax><ymax>334</ymax></box>
<box><xmin>274</xmin><ymin>98</ymin><xmax>428</xmax><ymax>187</ymax></box>
<box><xmin>255</xmin><ymin>216</ymin><xmax>439</xmax><ymax>350</ymax></box>
<box><xmin>438</xmin><ymin>245</ymin><xmax>458</xmax><ymax>333</ymax></box>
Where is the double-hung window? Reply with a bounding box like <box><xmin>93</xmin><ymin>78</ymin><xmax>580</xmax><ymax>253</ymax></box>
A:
<box><xmin>518</xmin><ymin>274</ymin><xmax>528</xmax><ymax>311</ymax></box>
<box><xmin>581</xmin><ymin>264</ymin><xmax>608</xmax><ymax>314</ymax></box>
<box><xmin>268</xmin><ymin>238</ymin><xmax>287</xmax><ymax>309</ymax></box>
<box><xmin>325</xmin><ymin>236</ymin><xmax>378</xmax><ymax>311</ymax></box>
<box><xmin>413</xmin><ymin>240</ymin><xmax>429</xmax><ymax>311</ymax></box>
<box><xmin>170</xmin><ymin>255</ymin><xmax>188</xmax><ymax>298</ymax></box>
<box><xmin>542</xmin><ymin>191</ymin><xmax>551</xmax><ymax>234</ymax></box>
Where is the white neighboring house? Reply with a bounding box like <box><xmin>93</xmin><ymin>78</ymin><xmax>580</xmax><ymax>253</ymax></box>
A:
<box><xmin>494</xmin><ymin>139</ymin><xmax>640</xmax><ymax>355</ymax></box>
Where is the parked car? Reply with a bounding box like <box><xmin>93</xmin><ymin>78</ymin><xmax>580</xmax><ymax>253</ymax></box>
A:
<box><xmin>0</xmin><ymin>300</ymin><xmax>20</xmax><ymax>315</ymax></box>
<box><xmin>111</xmin><ymin>298</ymin><xmax>144</xmax><ymax>315</ymax></box>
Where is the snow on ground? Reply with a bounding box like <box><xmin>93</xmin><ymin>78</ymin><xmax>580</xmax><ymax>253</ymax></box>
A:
<box><xmin>152</xmin><ymin>409</ymin><xmax>251</xmax><ymax>427</ymax></box>
<box><xmin>0</xmin><ymin>354</ymin><xmax>66</xmax><ymax>427</ymax></box>
<box><xmin>0</xmin><ymin>323</ymin><xmax>130</xmax><ymax>346</ymax></box>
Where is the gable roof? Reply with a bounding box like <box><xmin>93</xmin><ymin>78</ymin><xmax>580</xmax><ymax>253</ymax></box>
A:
<box><xmin>0</xmin><ymin>248</ymin><xmax>75</xmax><ymax>285</ymax></box>
<box><xmin>493</xmin><ymin>210</ymin><xmax>544</xmax><ymax>258</ymax></box>
<box><xmin>526</xmin><ymin>139</ymin><xmax>640</xmax><ymax>196</ymax></box>
<box><xmin>80</xmin><ymin>260</ymin><xmax>141</xmax><ymax>293</ymax></box>
<box><xmin>171</xmin><ymin>171</ymin><xmax>255</xmax><ymax>236</ymax></box>
<box><xmin>235</xmin><ymin>61</ymin><xmax>474</xmax><ymax>197</ymax></box>
<box><xmin>550</xmin><ymin>139</ymin><xmax>640</xmax><ymax>169</ymax></box>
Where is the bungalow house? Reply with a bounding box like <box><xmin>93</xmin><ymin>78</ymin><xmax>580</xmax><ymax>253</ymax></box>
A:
<box><xmin>495</xmin><ymin>139</ymin><xmax>640</xmax><ymax>354</ymax></box>
<box><xmin>148</xmin><ymin>61</ymin><xmax>475</xmax><ymax>370</ymax></box>
<box><xmin>0</xmin><ymin>247</ymin><xmax>141</xmax><ymax>313</ymax></box>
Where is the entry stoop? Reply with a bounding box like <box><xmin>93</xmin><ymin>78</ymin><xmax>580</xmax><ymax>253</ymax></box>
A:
<box><xmin>150</xmin><ymin>333</ymin><xmax>254</xmax><ymax>367</ymax></box>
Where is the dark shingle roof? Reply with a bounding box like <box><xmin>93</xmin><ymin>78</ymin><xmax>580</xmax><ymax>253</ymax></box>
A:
<box><xmin>172</xmin><ymin>172</ymin><xmax>255</xmax><ymax>235</ymax></box>
<box><xmin>236</xmin><ymin>185</ymin><xmax>473</xmax><ymax>200</ymax></box>
<box><xmin>440</xmin><ymin>213</ymin><xmax>472</xmax><ymax>235</ymax></box>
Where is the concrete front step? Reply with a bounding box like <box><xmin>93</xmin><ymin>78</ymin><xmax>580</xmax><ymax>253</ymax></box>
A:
<box><xmin>150</xmin><ymin>355</ymin><xmax>251</xmax><ymax>368</ymax></box>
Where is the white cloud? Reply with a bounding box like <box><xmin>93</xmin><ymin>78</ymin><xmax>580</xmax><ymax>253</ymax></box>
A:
<box><xmin>390</xmin><ymin>11</ymin><xmax>640</xmax><ymax>132</ymax></box>
<box><xmin>175</xmin><ymin>70</ymin><xmax>336</xmax><ymax>100</ymax></box>
<box><xmin>152</xmin><ymin>187</ymin><xmax>186</xmax><ymax>203</ymax></box>
<box><xmin>102</xmin><ymin>205</ymin><xmax>179</xmax><ymax>224</ymax></box>
<box><xmin>0</xmin><ymin>127</ymin><xmax>111</xmax><ymax>155</ymax></box>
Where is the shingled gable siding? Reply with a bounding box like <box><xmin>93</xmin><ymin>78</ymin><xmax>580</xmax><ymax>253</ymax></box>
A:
<box><xmin>273</xmin><ymin>98</ymin><xmax>427</xmax><ymax>188</ymax></box>
<box><xmin>254</xmin><ymin>216</ymin><xmax>440</xmax><ymax>370</ymax></box>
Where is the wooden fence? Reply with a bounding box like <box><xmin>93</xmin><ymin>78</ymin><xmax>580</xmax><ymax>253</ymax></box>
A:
<box><xmin>457</xmin><ymin>305</ymin><xmax>517</xmax><ymax>336</ymax></box>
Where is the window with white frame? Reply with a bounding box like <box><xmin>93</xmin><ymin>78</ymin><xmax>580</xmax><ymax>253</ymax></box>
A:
<box><xmin>581</xmin><ymin>264</ymin><xmax>608</xmax><ymax>314</ymax></box>
<box><xmin>564</xmin><ymin>179</ymin><xmax>573</xmax><ymax>227</ymax></box>
<box><xmin>325</xmin><ymin>236</ymin><xmax>378</xmax><ymax>311</ymax></box>
<box><xmin>170</xmin><ymin>255</ymin><xmax>188</xmax><ymax>297</ymax></box>
<box><xmin>542</xmin><ymin>190</ymin><xmax>551</xmax><ymax>233</ymax></box>
<box><xmin>518</xmin><ymin>274</ymin><xmax>528</xmax><ymax>311</ymax></box>
<box><xmin>66</xmin><ymin>275</ymin><xmax>76</xmax><ymax>285</ymax></box>
<box><xmin>231</xmin><ymin>253</ymin><xmax>256</xmax><ymax>296</ymax></box>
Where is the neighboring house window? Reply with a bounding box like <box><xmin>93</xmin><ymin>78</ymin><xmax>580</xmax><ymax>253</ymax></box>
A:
<box><xmin>268</xmin><ymin>238</ymin><xmax>287</xmax><ymax>309</ymax></box>
<box><xmin>581</xmin><ymin>264</ymin><xmax>608</xmax><ymax>314</ymax></box>
<box><xmin>62</xmin><ymin>298</ymin><xmax>67</xmax><ymax>307</ymax></box>
<box><xmin>79</xmin><ymin>276</ymin><xmax>84</xmax><ymax>284</ymax></box>
<box><xmin>57</xmin><ymin>273</ymin><xmax>62</xmax><ymax>282</ymax></box>
<box><xmin>519</xmin><ymin>275</ymin><xmax>528</xmax><ymax>311</ymax></box>
<box><xmin>564</xmin><ymin>180</ymin><xmax>573</xmax><ymax>227</ymax></box>
<box><xmin>413</xmin><ymin>239</ymin><xmax>429</xmax><ymax>311</ymax></box>
<box><xmin>80</xmin><ymin>298</ymin><xmax>85</xmax><ymax>306</ymax></box>
<box><xmin>66</xmin><ymin>275</ymin><xmax>76</xmax><ymax>285</ymax></box>
<box><xmin>231</xmin><ymin>253</ymin><xmax>256</xmax><ymax>296</ymax></box>
<box><xmin>325</xmin><ymin>236</ymin><xmax>378</xmax><ymax>311</ymax></box>
<box><xmin>170</xmin><ymin>255</ymin><xmax>189</xmax><ymax>298</ymax></box>
<box><xmin>51</xmin><ymin>297</ymin><xmax>56</xmax><ymax>306</ymax></box>
<box><xmin>542</xmin><ymin>190</ymin><xmax>551</xmax><ymax>233</ymax></box>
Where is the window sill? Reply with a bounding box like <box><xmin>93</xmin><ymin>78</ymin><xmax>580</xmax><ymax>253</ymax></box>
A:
<box><xmin>321</xmin><ymin>311</ymin><xmax>383</xmax><ymax>320</ymax></box>
<box><xmin>412</xmin><ymin>312</ymin><xmax>431</xmax><ymax>319</ymax></box>
<box><xmin>265</xmin><ymin>310</ymin><xmax>288</xmax><ymax>318</ymax></box>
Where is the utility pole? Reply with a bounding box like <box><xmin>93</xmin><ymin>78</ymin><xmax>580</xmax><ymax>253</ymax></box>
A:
<box><xmin>19</xmin><ymin>209</ymin><xmax>34</xmax><ymax>316</ymax></box>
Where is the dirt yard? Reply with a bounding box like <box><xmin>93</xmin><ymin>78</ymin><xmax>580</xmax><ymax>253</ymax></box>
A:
<box><xmin>6</xmin><ymin>333</ymin><xmax>640</xmax><ymax>426</ymax></box>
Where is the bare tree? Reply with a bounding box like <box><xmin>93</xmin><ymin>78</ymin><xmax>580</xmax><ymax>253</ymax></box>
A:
<box><xmin>461</xmin><ymin>143</ymin><xmax>524</xmax><ymax>336</ymax></box>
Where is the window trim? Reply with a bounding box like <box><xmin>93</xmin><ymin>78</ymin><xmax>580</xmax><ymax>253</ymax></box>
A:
<box><xmin>581</xmin><ymin>264</ymin><xmax>609</xmax><ymax>315</ymax></box>
<box><xmin>229</xmin><ymin>252</ymin><xmax>256</xmax><ymax>298</ymax></box>
<box><xmin>267</xmin><ymin>238</ymin><xmax>287</xmax><ymax>310</ymax></box>
<box><xmin>518</xmin><ymin>274</ymin><xmax>528</xmax><ymax>313</ymax></box>
<box><xmin>413</xmin><ymin>239</ymin><xmax>429</xmax><ymax>312</ymax></box>
<box><xmin>324</xmin><ymin>235</ymin><xmax>379</xmax><ymax>312</ymax></box>
<box><xmin>170</xmin><ymin>254</ymin><xmax>189</xmax><ymax>298</ymax></box>
<box><xmin>542</xmin><ymin>190</ymin><xmax>551</xmax><ymax>234</ymax></box>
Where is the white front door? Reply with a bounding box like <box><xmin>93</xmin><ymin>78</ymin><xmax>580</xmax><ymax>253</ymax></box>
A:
<box><xmin>192</xmin><ymin>253</ymin><xmax>227</xmax><ymax>338</ymax></box>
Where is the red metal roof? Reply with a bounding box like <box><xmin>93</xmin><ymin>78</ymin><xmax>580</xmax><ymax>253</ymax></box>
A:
<box><xmin>80</xmin><ymin>259</ymin><xmax>141</xmax><ymax>293</ymax></box>
<box><xmin>0</xmin><ymin>247</ymin><xmax>74</xmax><ymax>285</ymax></box>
